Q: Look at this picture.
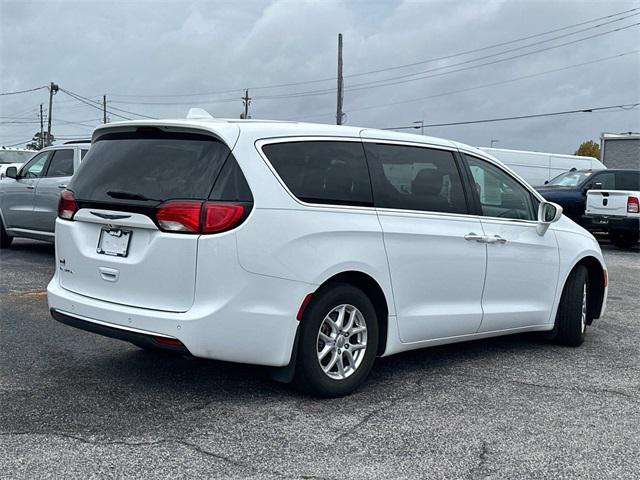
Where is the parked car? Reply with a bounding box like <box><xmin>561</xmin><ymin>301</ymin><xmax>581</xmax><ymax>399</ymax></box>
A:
<box><xmin>0</xmin><ymin>147</ymin><xmax>35</xmax><ymax>179</ymax></box>
<box><xmin>479</xmin><ymin>147</ymin><xmax>605</xmax><ymax>187</ymax></box>
<box><xmin>0</xmin><ymin>141</ymin><xmax>90</xmax><ymax>246</ymax></box>
<box><xmin>47</xmin><ymin>119</ymin><xmax>608</xmax><ymax>397</ymax></box>
<box><xmin>585</xmin><ymin>187</ymin><xmax>640</xmax><ymax>248</ymax></box>
<box><xmin>535</xmin><ymin>168</ymin><xmax>639</xmax><ymax>226</ymax></box>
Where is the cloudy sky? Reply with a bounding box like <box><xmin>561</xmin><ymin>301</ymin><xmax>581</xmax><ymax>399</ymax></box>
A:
<box><xmin>1</xmin><ymin>0</ymin><xmax>639</xmax><ymax>153</ymax></box>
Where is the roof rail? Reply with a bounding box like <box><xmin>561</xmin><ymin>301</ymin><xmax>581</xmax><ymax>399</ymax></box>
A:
<box><xmin>63</xmin><ymin>139</ymin><xmax>91</xmax><ymax>144</ymax></box>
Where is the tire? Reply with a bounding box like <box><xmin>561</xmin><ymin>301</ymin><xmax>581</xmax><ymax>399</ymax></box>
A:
<box><xmin>294</xmin><ymin>283</ymin><xmax>379</xmax><ymax>398</ymax></box>
<box><xmin>610</xmin><ymin>229</ymin><xmax>638</xmax><ymax>249</ymax></box>
<box><xmin>0</xmin><ymin>216</ymin><xmax>13</xmax><ymax>249</ymax></box>
<box><xmin>552</xmin><ymin>265</ymin><xmax>589</xmax><ymax>347</ymax></box>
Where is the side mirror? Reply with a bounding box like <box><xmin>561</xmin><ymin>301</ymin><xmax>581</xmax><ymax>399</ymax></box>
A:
<box><xmin>544</xmin><ymin>180</ymin><xmax>549</xmax><ymax>185</ymax></box>
<box><xmin>5</xmin><ymin>166</ymin><xmax>17</xmax><ymax>179</ymax></box>
<box><xmin>537</xmin><ymin>201</ymin><xmax>562</xmax><ymax>235</ymax></box>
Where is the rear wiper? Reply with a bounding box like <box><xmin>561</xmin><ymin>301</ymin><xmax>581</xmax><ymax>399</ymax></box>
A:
<box><xmin>106</xmin><ymin>190</ymin><xmax>158</xmax><ymax>202</ymax></box>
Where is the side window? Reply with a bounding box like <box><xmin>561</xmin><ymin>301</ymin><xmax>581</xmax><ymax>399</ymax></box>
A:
<box><xmin>590</xmin><ymin>172</ymin><xmax>615</xmax><ymax>189</ymax></box>
<box><xmin>615</xmin><ymin>171</ymin><xmax>639</xmax><ymax>191</ymax></box>
<box><xmin>363</xmin><ymin>143</ymin><xmax>468</xmax><ymax>214</ymax></box>
<box><xmin>45</xmin><ymin>149</ymin><xmax>74</xmax><ymax>177</ymax></box>
<box><xmin>464</xmin><ymin>154</ymin><xmax>536</xmax><ymax>220</ymax></box>
<box><xmin>209</xmin><ymin>155</ymin><xmax>253</xmax><ymax>202</ymax></box>
<box><xmin>262</xmin><ymin>141</ymin><xmax>372</xmax><ymax>206</ymax></box>
<box><xmin>80</xmin><ymin>149</ymin><xmax>89</xmax><ymax>160</ymax></box>
<box><xmin>20</xmin><ymin>151</ymin><xmax>52</xmax><ymax>178</ymax></box>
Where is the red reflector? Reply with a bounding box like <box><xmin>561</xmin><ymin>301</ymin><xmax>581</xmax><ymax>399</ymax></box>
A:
<box><xmin>202</xmin><ymin>202</ymin><xmax>245</xmax><ymax>233</ymax></box>
<box><xmin>57</xmin><ymin>190</ymin><xmax>78</xmax><ymax>220</ymax></box>
<box><xmin>156</xmin><ymin>200</ymin><xmax>202</xmax><ymax>233</ymax></box>
<box><xmin>152</xmin><ymin>336</ymin><xmax>185</xmax><ymax>348</ymax></box>
<box><xmin>628</xmin><ymin>196</ymin><xmax>639</xmax><ymax>214</ymax></box>
<box><xmin>296</xmin><ymin>293</ymin><xmax>313</xmax><ymax>321</ymax></box>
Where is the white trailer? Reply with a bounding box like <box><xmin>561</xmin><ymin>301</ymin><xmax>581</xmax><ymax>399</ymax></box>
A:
<box><xmin>479</xmin><ymin>147</ymin><xmax>606</xmax><ymax>187</ymax></box>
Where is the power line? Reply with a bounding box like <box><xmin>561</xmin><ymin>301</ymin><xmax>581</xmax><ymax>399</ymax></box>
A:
<box><xmin>382</xmin><ymin>103</ymin><xmax>640</xmax><ymax>130</ymax></box>
<box><xmin>105</xmin><ymin>6</ymin><xmax>638</xmax><ymax>98</ymax></box>
<box><xmin>0</xmin><ymin>86</ymin><xmax>47</xmax><ymax>96</ymax></box>
<box><xmin>59</xmin><ymin>89</ymin><xmax>132</xmax><ymax>120</ymax></box>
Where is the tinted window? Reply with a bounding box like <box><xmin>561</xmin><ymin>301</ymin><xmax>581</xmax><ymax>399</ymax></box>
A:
<box><xmin>69</xmin><ymin>131</ymin><xmax>231</xmax><ymax>204</ymax></box>
<box><xmin>262</xmin><ymin>141</ymin><xmax>372</xmax><ymax>206</ymax></box>
<box><xmin>209</xmin><ymin>155</ymin><xmax>253</xmax><ymax>202</ymax></box>
<box><xmin>465</xmin><ymin>154</ymin><xmax>536</xmax><ymax>220</ymax></box>
<box><xmin>45</xmin><ymin>149</ymin><xmax>74</xmax><ymax>177</ymax></box>
<box><xmin>615</xmin><ymin>171</ymin><xmax>640</xmax><ymax>190</ymax></box>
<box><xmin>20</xmin><ymin>151</ymin><xmax>51</xmax><ymax>178</ymax></box>
<box><xmin>80</xmin><ymin>149</ymin><xmax>89</xmax><ymax>160</ymax></box>
<box><xmin>590</xmin><ymin>171</ymin><xmax>615</xmax><ymax>189</ymax></box>
<box><xmin>363</xmin><ymin>143</ymin><xmax>468</xmax><ymax>214</ymax></box>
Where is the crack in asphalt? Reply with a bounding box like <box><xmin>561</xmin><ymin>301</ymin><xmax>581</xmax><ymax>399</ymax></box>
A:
<box><xmin>466</xmin><ymin>440</ymin><xmax>493</xmax><ymax>480</ymax></box>
<box><xmin>0</xmin><ymin>431</ymin><xmax>336</xmax><ymax>480</ymax></box>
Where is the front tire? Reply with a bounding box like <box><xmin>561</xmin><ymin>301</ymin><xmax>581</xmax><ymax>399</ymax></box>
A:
<box><xmin>0</xmin><ymin>216</ymin><xmax>13</xmax><ymax>249</ymax></box>
<box><xmin>552</xmin><ymin>265</ymin><xmax>589</xmax><ymax>347</ymax></box>
<box><xmin>294</xmin><ymin>283</ymin><xmax>378</xmax><ymax>397</ymax></box>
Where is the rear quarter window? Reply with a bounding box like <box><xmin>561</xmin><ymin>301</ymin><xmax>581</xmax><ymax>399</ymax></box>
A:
<box><xmin>261</xmin><ymin>140</ymin><xmax>373</xmax><ymax>207</ymax></box>
<box><xmin>69</xmin><ymin>130</ymin><xmax>231</xmax><ymax>204</ymax></box>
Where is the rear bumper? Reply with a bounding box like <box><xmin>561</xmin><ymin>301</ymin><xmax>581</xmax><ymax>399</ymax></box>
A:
<box><xmin>47</xmin><ymin>272</ymin><xmax>307</xmax><ymax>367</ymax></box>
<box><xmin>50</xmin><ymin>308</ymin><xmax>191</xmax><ymax>354</ymax></box>
<box><xmin>582</xmin><ymin>215</ymin><xmax>640</xmax><ymax>233</ymax></box>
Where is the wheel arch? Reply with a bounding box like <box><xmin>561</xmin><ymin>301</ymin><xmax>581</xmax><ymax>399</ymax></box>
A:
<box><xmin>314</xmin><ymin>270</ymin><xmax>390</xmax><ymax>356</ymax></box>
<box><xmin>570</xmin><ymin>255</ymin><xmax>606</xmax><ymax>322</ymax></box>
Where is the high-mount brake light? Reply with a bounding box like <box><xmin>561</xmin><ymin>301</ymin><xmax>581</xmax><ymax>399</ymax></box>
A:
<box><xmin>155</xmin><ymin>201</ymin><xmax>246</xmax><ymax>234</ymax></box>
<box><xmin>57</xmin><ymin>190</ymin><xmax>78</xmax><ymax>220</ymax></box>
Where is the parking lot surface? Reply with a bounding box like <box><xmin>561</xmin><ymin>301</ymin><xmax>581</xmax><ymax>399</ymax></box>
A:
<box><xmin>1</xmin><ymin>239</ymin><xmax>638</xmax><ymax>479</ymax></box>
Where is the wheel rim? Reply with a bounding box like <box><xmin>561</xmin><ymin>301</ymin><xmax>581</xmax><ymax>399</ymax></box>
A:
<box><xmin>316</xmin><ymin>304</ymin><xmax>368</xmax><ymax>380</ymax></box>
<box><xmin>580</xmin><ymin>283</ymin><xmax>587</xmax><ymax>334</ymax></box>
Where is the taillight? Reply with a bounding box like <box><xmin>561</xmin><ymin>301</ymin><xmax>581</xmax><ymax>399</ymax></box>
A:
<box><xmin>58</xmin><ymin>190</ymin><xmax>78</xmax><ymax>220</ymax></box>
<box><xmin>155</xmin><ymin>200</ymin><xmax>247</xmax><ymax>234</ymax></box>
<box><xmin>202</xmin><ymin>203</ymin><xmax>245</xmax><ymax>234</ymax></box>
<box><xmin>628</xmin><ymin>196</ymin><xmax>639</xmax><ymax>214</ymax></box>
<box><xmin>156</xmin><ymin>201</ymin><xmax>202</xmax><ymax>232</ymax></box>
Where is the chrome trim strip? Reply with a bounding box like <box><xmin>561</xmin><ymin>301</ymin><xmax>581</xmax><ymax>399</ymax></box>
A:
<box><xmin>7</xmin><ymin>227</ymin><xmax>55</xmax><ymax>237</ymax></box>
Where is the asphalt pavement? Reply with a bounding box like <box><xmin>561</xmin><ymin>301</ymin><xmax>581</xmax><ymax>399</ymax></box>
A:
<box><xmin>1</xmin><ymin>238</ymin><xmax>638</xmax><ymax>479</ymax></box>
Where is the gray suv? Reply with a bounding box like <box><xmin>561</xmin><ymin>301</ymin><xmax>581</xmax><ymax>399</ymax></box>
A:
<box><xmin>0</xmin><ymin>141</ymin><xmax>89</xmax><ymax>247</ymax></box>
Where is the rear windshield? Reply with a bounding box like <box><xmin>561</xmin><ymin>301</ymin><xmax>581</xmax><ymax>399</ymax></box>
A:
<box><xmin>69</xmin><ymin>130</ymin><xmax>231</xmax><ymax>204</ymax></box>
<box><xmin>0</xmin><ymin>150</ymin><xmax>33</xmax><ymax>164</ymax></box>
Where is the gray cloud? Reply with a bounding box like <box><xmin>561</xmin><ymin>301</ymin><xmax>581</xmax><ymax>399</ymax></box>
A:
<box><xmin>1</xmin><ymin>0</ymin><xmax>638</xmax><ymax>153</ymax></box>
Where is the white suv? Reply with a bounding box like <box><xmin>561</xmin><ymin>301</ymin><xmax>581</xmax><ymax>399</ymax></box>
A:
<box><xmin>47</xmin><ymin>119</ymin><xmax>608</xmax><ymax>397</ymax></box>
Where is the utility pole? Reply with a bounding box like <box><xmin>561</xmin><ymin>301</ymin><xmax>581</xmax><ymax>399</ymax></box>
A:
<box><xmin>414</xmin><ymin>120</ymin><xmax>424</xmax><ymax>135</ymax></box>
<box><xmin>336</xmin><ymin>33</ymin><xmax>344</xmax><ymax>125</ymax></box>
<box><xmin>241</xmin><ymin>89</ymin><xmax>251</xmax><ymax>119</ymax></box>
<box><xmin>103</xmin><ymin>94</ymin><xmax>107</xmax><ymax>124</ymax></box>
<box><xmin>490</xmin><ymin>139</ymin><xmax>500</xmax><ymax>147</ymax></box>
<box><xmin>46</xmin><ymin>82</ymin><xmax>59</xmax><ymax>146</ymax></box>
<box><xmin>39</xmin><ymin>104</ymin><xmax>44</xmax><ymax>149</ymax></box>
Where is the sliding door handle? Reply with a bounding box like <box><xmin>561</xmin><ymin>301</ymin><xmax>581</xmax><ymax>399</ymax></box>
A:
<box><xmin>464</xmin><ymin>233</ymin><xmax>485</xmax><ymax>242</ymax></box>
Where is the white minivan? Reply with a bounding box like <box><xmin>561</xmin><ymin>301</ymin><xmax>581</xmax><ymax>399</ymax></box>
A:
<box><xmin>47</xmin><ymin>119</ymin><xmax>608</xmax><ymax>397</ymax></box>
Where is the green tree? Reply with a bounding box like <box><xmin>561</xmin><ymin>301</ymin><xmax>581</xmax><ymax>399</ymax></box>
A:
<box><xmin>574</xmin><ymin>140</ymin><xmax>600</xmax><ymax>158</ymax></box>
<box><xmin>26</xmin><ymin>131</ymin><xmax>54</xmax><ymax>150</ymax></box>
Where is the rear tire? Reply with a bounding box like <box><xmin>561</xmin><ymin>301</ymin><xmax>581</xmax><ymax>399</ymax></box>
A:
<box><xmin>610</xmin><ymin>229</ymin><xmax>638</xmax><ymax>249</ymax></box>
<box><xmin>551</xmin><ymin>265</ymin><xmax>589</xmax><ymax>347</ymax></box>
<box><xmin>294</xmin><ymin>283</ymin><xmax>378</xmax><ymax>398</ymax></box>
<box><xmin>0</xmin><ymin>216</ymin><xmax>13</xmax><ymax>249</ymax></box>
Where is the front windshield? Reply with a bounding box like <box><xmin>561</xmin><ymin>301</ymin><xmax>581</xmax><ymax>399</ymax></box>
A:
<box><xmin>546</xmin><ymin>170</ymin><xmax>593</xmax><ymax>187</ymax></box>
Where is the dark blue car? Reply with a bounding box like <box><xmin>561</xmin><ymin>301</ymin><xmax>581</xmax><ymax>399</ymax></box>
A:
<box><xmin>535</xmin><ymin>168</ymin><xmax>640</xmax><ymax>227</ymax></box>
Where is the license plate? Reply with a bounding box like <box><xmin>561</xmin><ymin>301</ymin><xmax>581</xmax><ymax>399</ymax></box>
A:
<box><xmin>97</xmin><ymin>228</ymin><xmax>132</xmax><ymax>257</ymax></box>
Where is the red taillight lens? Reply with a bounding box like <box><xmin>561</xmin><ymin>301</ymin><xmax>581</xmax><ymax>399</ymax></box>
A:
<box><xmin>202</xmin><ymin>202</ymin><xmax>245</xmax><ymax>234</ymax></box>
<box><xmin>151</xmin><ymin>336</ymin><xmax>185</xmax><ymax>348</ymax></box>
<box><xmin>58</xmin><ymin>190</ymin><xmax>78</xmax><ymax>220</ymax></box>
<box><xmin>628</xmin><ymin>196</ymin><xmax>639</xmax><ymax>214</ymax></box>
<box><xmin>155</xmin><ymin>201</ymin><xmax>246</xmax><ymax>234</ymax></box>
<box><xmin>156</xmin><ymin>201</ymin><xmax>202</xmax><ymax>233</ymax></box>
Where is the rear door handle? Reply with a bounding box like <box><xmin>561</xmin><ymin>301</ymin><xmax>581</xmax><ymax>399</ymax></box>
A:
<box><xmin>26</xmin><ymin>185</ymin><xmax>35</xmax><ymax>190</ymax></box>
<box><xmin>57</xmin><ymin>184</ymin><xmax>67</xmax><ymax>189</ymax></box>
<box><xmin>486</xmin><ymin>235</ymin><xmax>507</xmax><ymax>244</ymax></box>
<box><xmin>464</xmin><ymin>233</ymin><xmax>486</xmax><ymax>242</ymax></box>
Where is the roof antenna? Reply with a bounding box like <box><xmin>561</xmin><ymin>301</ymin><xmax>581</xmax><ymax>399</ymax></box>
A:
<box><xmin>186</xmin><ymin>108</ymin><xmax>214</xmax><ymax>120</ymax></box>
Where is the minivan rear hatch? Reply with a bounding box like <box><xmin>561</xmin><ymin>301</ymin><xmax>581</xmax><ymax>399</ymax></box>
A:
<box><xmin>57</xmin><ymin>126</ymin><xmax>237</xmax><ymax>312</ymax></box>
